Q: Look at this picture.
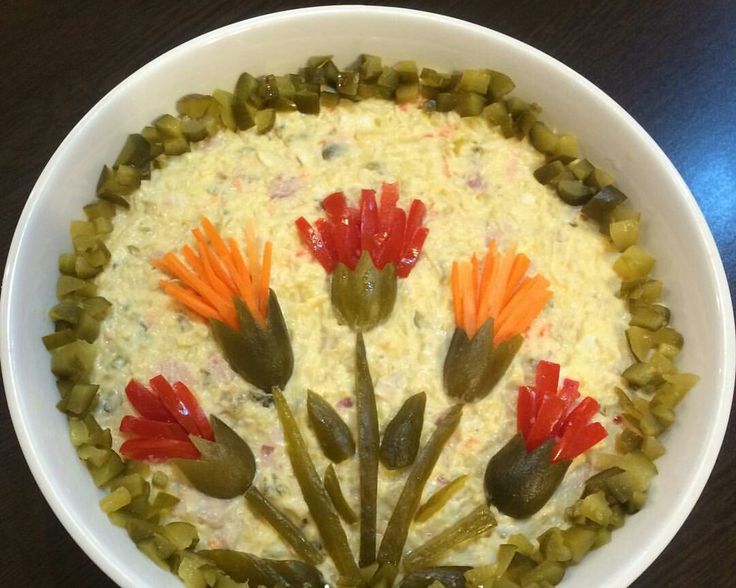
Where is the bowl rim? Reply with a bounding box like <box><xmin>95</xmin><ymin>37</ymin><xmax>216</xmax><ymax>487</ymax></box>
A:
<box><xmin>2</xmin><ymin>5</ymin><xmax>734</xmax><ymax>588</ymax></box>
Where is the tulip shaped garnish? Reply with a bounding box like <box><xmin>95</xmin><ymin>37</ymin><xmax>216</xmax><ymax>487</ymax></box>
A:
<box><xmin>295</xmin><ymin>183</ymin><xmax>429</xmax><ymax>331</ymax></box>
<box><xmin>443</xmin><ymin>242</ymin><xmax>552</xmax><ymax>402</ymax></box>
<box><xmin>120</xmin><ymin>375</ymin><xmax>323</xmax><ymax>564</ymax></box>
<box><xmin>484</xmin><ymin>360</ymin><xmax>608</xmax><ymax>518</ymax></box>
<box><xmin>153</xmin><ymin>218</ymin><xmax>293</xmax><ymax>393</ymax></box>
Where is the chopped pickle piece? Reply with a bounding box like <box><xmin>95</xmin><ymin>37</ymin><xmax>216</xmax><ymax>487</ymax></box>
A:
<box><xmin>380</xmin><ymin>392</ymin><xmax>426</xmax><ymax>470</ymax></box>
<box><xmin>487</xmin><ymin>70</ymin><xmax>515</xmax><ymax>101</ymax></box>
<box><xmin>324</xmin><ymin>464</ymin><xmax>358</xmax><ymax>525</ymax></box>
<box><xmin>570</xmin><ymin>491</ymin><xmax>612</xmax><ymax>526</ymax></box>
<box><xmin>520</xmin><ymin>561</ymin><xmax>566</xmax><ymax>586</ymax></box>
<box><xmin>396</xmin><ymin>83</ymin><xmax>420</xmax><ymax>104</ymax></box>
<box><xmin>455</xmin><ymin>92</ymin><xmax>486</xmax><ymax>117</ymax></box>
<box><xmin>435</xmin><ymin>92</ymin><xmax>458</xmax><ymax>113</ymax></box>
<box><xmin>609</xmin><ymin>219</ymin><xmax>640</xmax><ymax>251</ymax></box>
<box><xmin>403</xmin><ymin>505</ymin><xmax>496</xmax><ymax>571</ymax></box>
<box><xmin>552</xmin><ymin>134</ymin><xmax>580</xmax><ymax>163</ymax></box>
<box><xmin>538</xmin><ymin>528</ymin><xmax>570</xmax><ymax>563</ymax></box>
<box><xmin>622</xmin><ymin>362</ymin><xmax>657</xmax><ymax>388</ymax></box>
<box><xmin>529</xmin><ymin>122</ymin><xmax>558</xmax><ymax>155</ymax></box>
<box><xmin>100</xmin><ymin>486</ymin><xmax>132</xmax><ymax>513</ymax></box>
<box><xmin>616</xmin><ymin>429</ymin><xmax>643</xmax><ymax>454</ymax></box>
<box><xmin>629</xmin><ymin>303</ymin><xmax>669</xmax><ymax>330</ymax></box>
<box><xmin>399</xmin><ymin>567</ymin><xmax>471</xmax><ymax>588</ymax></box>
<box><xmin>561</xmin><ymin>526</ymin><xmax>597</xmax><ymax>563</ymax></box>
<box><xmin>359</xmin><ymin>54</ymin><xmax>383</xmax><ymax>82</ymax></box>
<box><xmin>415</xmin><ymin>475</ymin><xmax>468</xmax><ymax>523</ymax></box>
<box><xmin>613</xmin><ymin>246</ymin><xmax>655</xmax><ymax>281</ymax></box>
<box><xmin>567</xmin><ymin>158</ymin><xmax>594</xmax><ymax>181</ymax></box>
<box><xmin>233</xmin><ymin>72</ymin><xmax>258</xmax><ymax>130</ymax></box>
<box><xmin>177</xmin><ymin>93</ymin><xmax>214</xmax><ymax>119</ymax></box>
<box><xmin>164</xmin><ymin>137</ymin><xmax>190</xmax><ymax>156</ymax></box>
<box><xmin>377</xmin><ymin>404</ymin><xmax>463</xmax><ymax>568</ymax></box>
<box><xmin>626</xmin><ymin>326</ymin><xmax>654</xmax><ymax>362</ymax></box>
<box><xmin>50</xmin><ymin>340</ymin><xmax>95</xmax><ymax>382</ymax></box>
<box><xmin>420</xmin><ymin>68</ymin><xmax>445</xmax><ymax>88</ymax></box>
<box><xmin>115</xmin><ymin>134</ymin><xmax>152</xmax><ymax>168</ymax></box>
<box><xmin>394</xmin><ymin>60</ymin><xmax>419</xmax><ymax>83</ymax></box>
<box><xmin>641</xmin><ymin>435</ymin><xmax>666</xmax><ymax>460</ymax></box>
<box><xmin>581</xmin><ymin>185</ymin><xmax>628</xmax><ymax>231</ymax></box>
<box><xmin>181</xmin><ymin>119</ymin><xmax>208</xmax><ymax>142</ymax></box>
<box><xmin>255</xmin><ymin>108</ymin><xmax>276</xmax><ymax>134</ymax></box>
<box><xmin>294</xmin><ymin>91</ymin><xmax>320</xmax><ymax>114</ymax></box>
<box><xmin>533</xmin><ymin>161</ymin><xmax>565</xmax><ymax>185</ymax></box>
<box><xmin>212</xmin><ymin>89</ymin><xmax>237</xmax><ymax>131</ymax></box>
<box><xmin>555</xmin><ymin>179</ymin><xmax>594</xmax><ymax>206</ymax></box>
<box><xmin>584</xmin><ymin>167</ymin><xmax>615</xmax><ymax>190</ymax></box>
<box><xmin>90</xmin><ymin>451</ymin><xmax>124</xmax><ymax>487</ymax></box>
<box><xmin>307</xmin><ymin>389</ymin><xmax>355</xmax><ymax>463</ymax></box>
<box><xmin>458</xmin><ymin>70</ymin><xmax>491</xmax><ymax>95</ymax></box>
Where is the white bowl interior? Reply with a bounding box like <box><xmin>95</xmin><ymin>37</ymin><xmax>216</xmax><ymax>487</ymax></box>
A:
<box><xmin>2</xmin><ymin>6</ymin><xmax>733</xmax><ymax>588</ymax></box>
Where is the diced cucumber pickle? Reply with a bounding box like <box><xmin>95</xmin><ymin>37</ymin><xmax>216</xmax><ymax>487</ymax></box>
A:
<box><xmin>100</xmin><ymin>486</ymin><xmax>132</xmax><ymax>513</ymax></box>
<box><xmin>613</xmin><ymin>246</ymin><xmax>655</xmax><ymax>281</ymax></box>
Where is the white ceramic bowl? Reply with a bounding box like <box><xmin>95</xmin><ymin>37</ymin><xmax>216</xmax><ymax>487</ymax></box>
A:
<box><xmin>2</xmin><ymin>6</ymin><xmax>734</xmax><ymax>588</ymax></box>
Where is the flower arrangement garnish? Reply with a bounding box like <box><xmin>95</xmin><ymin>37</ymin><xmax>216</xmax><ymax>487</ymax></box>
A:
<box><xmin>120</xmin><ymin>374</ymin><xmax>323</xmax><ymax>565</ymax></box>
<box><xmin>444</xmin><ymin>241</ymin><xmax>552</xmax><ymax>402</ymax></box>
<box><xmin>484</xmin><ymin>360</ymin><xmax>608</xmax><ymax>518</ymax></box>
<box><xmin>152</xmin><ymin>217</ymin><xmax>293</xmax><ymax>393</ymax></box>
<box><xmin>295</xmin><ymin>183</ymin><xmax>429</xmax><ymax>331</ymax></box>
<box><xmin>295</xmin><ymin>183</ymin><xmax>429</xmax><ymax>568</ymax></box>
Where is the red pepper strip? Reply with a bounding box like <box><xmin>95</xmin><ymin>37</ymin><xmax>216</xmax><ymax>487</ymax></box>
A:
<box><xmin>322</xmin><ymin>192</ymin><xmax>347</xmax><ymax>223</ymax></box>
<box><xmin>120</xmin><ymin>415</ymin><xmax>190</xmax><ymax>441</ymax></box>
<box><xmin>524</xmin><ymin>395</ymin><xmax>566</xmax><ymax>451</ymax></box>
<box><xmin>295</xmin><ymin>217</ymin><xmax>335</xmax><ymax>272</ymax></box>
<box><xmin>557</xmin><ymin>396</ymin><xmax>600</xmax><ymax>438</ymax></box>
<box><xmin>535</xmin><ymin>360</ymin><xmax>560</xmax><ymax>398</ymax></box>
<box><xmin>173</xmin><ymin>381</ymin><xmax>214</xmax><ymax>441</ymax></box>
<box><xmin>374</xmin><ymin>207</ymin><xmax>406</xmax><ymax>269</ymax></box>
<box><xmin>558</xmin><ymin>378</ymin><xmax>580</xmax><ymax>407</ymax></box>
<box><xmin>125</xmin><ymin>379</ymin><xmax>175</xmax><ymax>422</ymax></box>
<box><xmin>360</xmin><ymin>189</ymin><xmax>379</xmax><ymax>253</ymax></box>
<box><xmin>315</xmin><ymin>219</ymin><xmax>338</xmax><ymax>262</ymax></box>
<box><xmin>380</xmin><ymin>182</ymin><xmax>399</xmax><ymax>210</ymax></box>
<box><xmin>396</xmin><ymin>226</ymin><xmax>428</xmax><ymax>278</ymax></box>
<box><xmin>149</xmin><ymin>375</ymin><xmax>201</xmax><ymax>437</ymax></box>
<box><xmin>516</xmin><ymin>386</ymin><xmax>536</xmax><ymax>440</ymax></box>
<box><xmin>403</xmin><ymin>199</ymin><xmax>427</xmax><ymax>243</ymax></box>
<box><xmin>120</xmin><ymin>438</ymin><xmax>200</xmax><ymax>461</ymax></box>
<box><xmin>553</xmin><ymin>422</ymin><xmax>607</xmax><ymax>463</ymax></box>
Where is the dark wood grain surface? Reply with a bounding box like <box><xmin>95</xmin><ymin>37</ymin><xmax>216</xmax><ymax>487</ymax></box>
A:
<box><xmin>1</xmin><ymin>1</ymin><xmax>735</xmax><ymax>586</ymax></box>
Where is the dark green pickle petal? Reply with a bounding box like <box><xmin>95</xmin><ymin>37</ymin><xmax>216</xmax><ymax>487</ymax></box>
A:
<box><xmin>331</xmin><ymin>251</ymin><xmax>397</xmax><ymax>332</ymax></box>
<box><xmin>443</xmin><ymin>320</ymin><xmax>522</xmax><ymax>403</ymax></box>
<box><xmin>379</xmin><ymin>392</ymin><xmax>426</xmax><ymax>470</ymax></box>
<box><xmin>398</xmin><ymin>566</ymin><xmax>470</xmax><ymax>588</ymax></box>
<box><xmin>307</xmin><ymin>389</ymin><xmax>356</xmax><ymax>463</ymax></box>
<box><xmin>173</xmin><ymin>416</ymin><xmax>256</xmax><ymax>499</ymax></box>
<box><xmin>484</xmin><ymin>434</ymin><xmax>570</xmax><ymax>519</ymax></box>
<box><xmin>210</xmin><ymin>289</ymin><xmax>293</xmax><ymax>393</ymax></box>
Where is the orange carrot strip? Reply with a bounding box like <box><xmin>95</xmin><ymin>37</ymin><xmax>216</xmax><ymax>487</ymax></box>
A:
<box><xmin>160</xmin><ymin>253</ymin><xmax>234</xmax><ymax>323</ymax></box>
<box><xmin>181</xmin><ymin>245</ymin><xmax>205</xmax><ymax>277</ymax></box>
<box><xmin>477</xmin><ymin>242</ymin><xmax>497</xmax><ymax>324</ymax></box>
<box><xmin>196</xmin><ymin>233</ymin><xmax>238</xmax><ymax>296</ymax></box>
<box><xmin>259</xmin><ymin>241</ymin><xmax>272</xmax><ymax>318</ymax></box>
<box><xmin>488</xmin><ymin>244</ymin><xmax>516</xmax><ymax>320</ymax></box>
<box><xmin>229</xmin><ymin>238</ymin><xmax>263</xmax><ymax>325</ymax></box>
<box><xmin>461</xmin><ymin>262</ymin><xmax>476</xmax><ymax>337</ymax></box>
<box><xmin>451</xmin><ymin>262</ymin><xmax>462</xmax><ymax>327</ymax></box>
<box><xmin>245</xmin><ymin>221</ymin><xmax>261</xmax><ymax>293</ymax></box>
<box><xmin>503</xmin><ymin>253</ymin><xmax>531</xmax><ymax>306</ymax></box>
<box><xmin>494</xmin><ymin>277</ymin><xmax>551</xmax><ymax>343</ymax></box>
<box><xmin>200</xmin><ymin>218</ymin><xmax>231</xmax><ymax>260</ymax></box>
<box><xmin>194</xmin><ymin>234</ymin><xmax>232</xmax><ymax>300</ymax></box>
<box><xmin>494</xmin><ymin>289</ymin><xmax>551</xmax><ymax>344</ymax></box>
<box><xmin>160</xmin><ymin>280</ymin><xmax>221</xmax><ymax>322</ymax></box>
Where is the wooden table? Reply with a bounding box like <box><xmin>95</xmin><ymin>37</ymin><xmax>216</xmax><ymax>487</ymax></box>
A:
<box><xmin>1</xmin><ymin>1</ymin><xmax>734</xmax><ymax>586</ymax></box>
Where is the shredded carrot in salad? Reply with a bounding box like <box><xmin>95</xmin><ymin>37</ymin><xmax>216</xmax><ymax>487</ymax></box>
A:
<box><xmin>451</xmin><ymin>241</ymin><xmax>552</xmax><ymax>344</ymax></box>
<box><xmin>152</xmin><ymin>217</ymin><xmax>272</xmax><ymax>329</ymax></box>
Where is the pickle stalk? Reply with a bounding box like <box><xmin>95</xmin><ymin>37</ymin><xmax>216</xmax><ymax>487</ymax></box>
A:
<box><xmin>200</xmin><ymin>549</ymin><xmax>325</xmax><ymax>587</ymax></box>
<box><xmin>331</xmin><ymin>251</ymin><xmax>397</xmax><ymax>332</ymax></box>
<box><xmin>443</xmin><ymin>319</ymin><xmax>522</xmax><ymax>403</ymax></box>
<box><xmin>210</xmin><ymin>289</ymin><xmax>293</xmax><ymax>393</ymax></box>
<box><xmin>356</xmin><ymin>331</ymin><xmax>380</xmax><ymax>567</ymax></box>
<box><xmin>483</xmin><ymin>433</ymin><xmax>570</xmax><ymax>519</ymax></box>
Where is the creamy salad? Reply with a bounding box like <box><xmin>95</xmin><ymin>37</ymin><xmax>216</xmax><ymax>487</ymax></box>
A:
<box><xmin>90</xmin><ymin>99</ymin><xmax>629</xmax><ymax>580</ymax></box>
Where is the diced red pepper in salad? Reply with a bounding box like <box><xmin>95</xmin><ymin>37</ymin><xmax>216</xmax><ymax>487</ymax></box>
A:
<box><xmin>517</xmin><ymin>360</ymin><xmax>608</xmax><ymax>463</ymax></box>
<box><xmin>295</xmin><ymin>183</ymin><xmax>429</xmax><ymax>277</ymax></box>
<box><xmin>120</xmin><ymin>375</ymin><xmax>214</xmax><ymax>462</ymax></box>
